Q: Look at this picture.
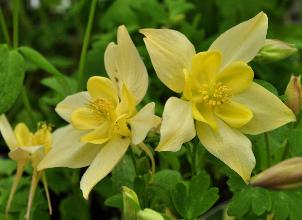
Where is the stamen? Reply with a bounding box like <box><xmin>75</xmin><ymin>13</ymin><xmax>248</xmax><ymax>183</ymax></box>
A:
<box><xmin>88</xmin><ymin>98</ymin><xmax>115</xmax><ymax>120</ymax></box>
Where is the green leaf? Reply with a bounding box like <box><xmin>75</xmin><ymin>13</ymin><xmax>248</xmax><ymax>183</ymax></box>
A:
<box><xmin>0</xmin><ymin>159</ymin><xmax>16</xmax><ymax>176</ymax></box>
<box><xmin>171</xmin><ymin>172</ymin><xmax>219</xmax><ymax>219</ymax></box>
<box><xmin>0</xmin><ymin>45</ymin><xmax>25</xmax><ymax>114</ymax></box>
<box><xmin>104</xmin><ymin>194</ymin><xmax>123</xmax><ymax>209</ymax></box>
<box><xmin>59</xmin><ymin>194</ymin><xmax>89</xmax><ymax>220</ymax></box>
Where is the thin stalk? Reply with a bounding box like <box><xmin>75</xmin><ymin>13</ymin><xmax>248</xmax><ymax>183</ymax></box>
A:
<box><xmin>25</xmin><ymin>170</ymin><xmax>41</xmax><ymax>220</ymax></box>
<box><xmin>5</xmin><ymin>162</ymin><xmax>25</xmax><ymax>216</ymax></box>
<box><xmin>138</xmin><ymin>143</ymin><xmax>156</xmax><ymax>178</ymax></box>
<box><xmin>21</xmin><ymin>87</ymin><xmax>35</xmax><ymax>128</ymax></box>
<box><xmin>42</xmin><ymin>172</ymin><xmax>52</xmax><ymax>215</ymax></box>
<box><xmin>78</xmin><ymin>0</ymin><xmax>97</xmax><ymax>90</ymax></box>
<box><xmin>13</xmin><ymin>0</ymin><xmax>20</xmax><ymax>49</ymax></box>
<box><xmin>0</xmin><ymin>7</ymin><xmax>10</xmax><ymax>45</ymax></box>
<box><xmin>264</xmin><ymin>133</ymin><xmax>271</xmax><ymax>167</ymax></box>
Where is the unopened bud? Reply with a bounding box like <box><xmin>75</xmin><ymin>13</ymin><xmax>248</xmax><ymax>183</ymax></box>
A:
<box><xmin>137</xmin><ymin>208</ymin><xmax>166</xmax><ymax>220</ymax></box>
<box><xmin>256</xmin><ymin>39</ymin><xmax>297</xmax><ymax>62</ymax></box>
<box><xmin>250</xmin><ymin>157</ymin><xmax>302</xmax><ymax>189</ymax></box>
<box><xmin>122</xmin><ymin>186</ymin><xmax>141</xmax><ymax>220</ymax></box>
<box><xmin>285</xmin><ymin>75</ymin><xmax>302</xmax><ymax>115</ymax></box>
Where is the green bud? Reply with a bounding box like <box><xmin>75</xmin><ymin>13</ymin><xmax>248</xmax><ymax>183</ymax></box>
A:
<box><xmin>122</xmin><ymin>186</ymin><xmax>141</xmax><ymax>220</ymax></box>
<box><xmin>250</xmin><ymin>157</ymin><xmax>302</xmax><ymax>189</ymax></box>
<box><xmin>256</xmin><ymin>39</ymin><xmax>297</xmax><ymax>62</ymax></box>
<box><xmin>285</xmin><ymin>75</ymin><xmax>302</xmax><ymax>115</ymax></box>
<box><xmin>137</xmin><ymin>208</ymin><xmax>165</xmax><ymax>220</ymax></box>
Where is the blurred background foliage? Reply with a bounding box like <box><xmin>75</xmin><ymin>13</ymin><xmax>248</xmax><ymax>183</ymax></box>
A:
<box><xmin>0</xmin><ymin>0</ymin><xmax>302</xmax><ymax>219</ymax></box>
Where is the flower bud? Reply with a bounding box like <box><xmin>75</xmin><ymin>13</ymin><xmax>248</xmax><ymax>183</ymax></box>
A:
<box><xmin>256</xmin><ymin>39</ymin><xmax>297</xmax><ymax>62</ymax></box>
<box><xmin>137</xmin><ymin>208</ymin><xmax>165</xmax><ymax>220</ymax></box>
<box><xmin>285</xmin><ymin>75</ymin><xmax>302</xmax><ymax>115</ymax></box>
<box><xmin>250</xmin><ymin>157</ymin><xmax>302</xmax><ymax>189</ymax></box>
<box><xmin>122</xmin><ymin>186</ymin><xmax>141</xmax><ymax>220</ymax></box>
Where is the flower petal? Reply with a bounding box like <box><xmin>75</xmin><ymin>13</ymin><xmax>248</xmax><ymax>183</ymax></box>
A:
<box><xmin>216</xmin><ymin>61</ymin><xmax>254</xmax><ymax>94</ymax></box>
<box><xmin>196</xmin><ymin>120</ymin><xmax>255</xmax><ymax>182</ymax></box>
<box><xmin>116</xmin><ymin>84</ymin><xmax>137</xmax><ymax>118</ymax></box>
<box><xmin>14</xmin><ymin>123</ymin><xmax>32</xmax><ymax>146</ymax></box>
<box><xmin>80</xmin><ymin>136</ymin><xmax>130</xmax><ymax>199</ymax></box>
<box><xmin>209</xmin><ymin>12</ymin><xmax>268</xmax><ymax>69</ymax></box>
<box><xmin>233</xmin><ymin>82</ymin><xmax>296</xmax><ymax>135</ymax></box>
<box><xmin>38</xmin><ymin>125</ymin><xmax>102</xmax><ymax>170</ymax></box>
<box><xmin>71</xmin><ymin>107</ymin><xmax>103</xmax><ymax>130</ymax></box>
<box><xmin>155</xmin><ymin>97</ymin><xmax>195</xmax><ymax>152</ymax></box>
<box><xmin>81</xmin><ymin>121</ymin><xmax>112</xmax><ymax>144</ymax></box>
<box><xmin>140</xmin><ymin>28</ymin><xmax>196</xmax><ymax>93</ymax></box>
<box><xmin>128</xmin><ymin>102</ymin><xmax>161</xmax><ymax>145</ymax></box>
<box><xmin>105</xmin><ymin>25</ymin><xmax>148</xmax><ymax>103</ymax></box>
<box><xmin>214</xmin><ymin>101</ymin><xmax>253</xmax><ymax>128</ymax></box>
<box><xmin>192</xmin><ymin>103</ymin><xmax>217</xmax><ymax>129</ymax></box>
<box><xmin>0</xmin><ymin>114</ymin><xmax>18</xmax><ymax>150</ymax></box>
<box><xmin>87</xmin><ymin>76</ymin><xmax>118</xmax><ymax>105</ymax></box>
<box><xmin>55</xmin><ymin>91</ymin><xmax>90</xmax><ymax>122</ymax></box>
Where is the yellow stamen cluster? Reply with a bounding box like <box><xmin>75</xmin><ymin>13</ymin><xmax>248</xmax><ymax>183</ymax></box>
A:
<box><xmin>88</xmin><ymin>98</ymin><xmax>115</xmax><ymax>120</ymax></box>
<box><xmin>33</xmin><ymin>122</ymin><xmax>52</xmax><ymax>152</ymax></box>
<box><xmin>196</xmin><ymin>82</ymin><xmax>232</xmax><ymax>107</ymax></box>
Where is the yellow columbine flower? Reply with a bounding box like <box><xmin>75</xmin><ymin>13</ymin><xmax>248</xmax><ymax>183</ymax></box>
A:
<box><xmin>140</xmin><ymin>12</ymin><xmax>295</xmax><ymax>181</ymax></box>
<box><xmin>0</xmin><ymin>115</ymin><xmax>52</xmax><ymax>220</ymax></box>
<box><xmin>38</xmin><ymin>25</ymin><xmax>160</xmax><ymax>199</ymax></box>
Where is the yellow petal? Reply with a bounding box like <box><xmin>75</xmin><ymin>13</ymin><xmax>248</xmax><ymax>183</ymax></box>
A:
<box><xmin>87</xmin><ymin>76</ymin><xmax>119</xmax><ymax>105</ymax></box>
<box><xmin>14</xmin><ymin>123</ymin><xmax>32</xmax><ymax>146</ymax></box>
<box><xmin>116</xmin><ymin>84</ymin><xmax>137</xmax><ymax>118</ymax></box>
<box><xmin>81</xmin><ymin>121</ymin><xmax>112</xmax><ymax>144</ymax></box>
<box><xmin>233</xmin><ymin>82</ymin><xmax>296</xmax><ymax>135</ymax></box>
<box><xmin>216</xmin><ymin>61</ymin><xmax>254</xmax><ymax>94</ymax></box>
<box><xmin>71</xmin><ymin>107</ymin><xmax>103</xmax><ymax>130</ymax></box>
<box><xmin>192</xmin><ymin>103</ymin><xmax>217</xmax><ymax>129</ymax></box>
<box><xmin>140</xmin><ymin>28</ymin><xmax>196</xmax><ymax>93</ymax></box>
<box><xmin>214</xmin><ymin>101</ymin><xmax>253</xmax><ymax>128</ymax></box>
<box><xmin>209</xmin><ymin>12</ymin><xmax>268</xmax><ymax>69</ymax></box>
<box><xmin>105</xmin><ymin>25</ymin><xmax>148</xmax><ymax>103</ymax></box>
<box><xmin>38</xmin><ymin>125</ymin><xmax>102</xmax><ymax>170</ymax></box>
<box><xmin>196</xmin><ymin>120</ymin><xmax>255</xmax><ymax>182</ymax></box>
<box><xmin>156</xmin><ymin>97</ymin><xmax>195</xmax><ymax>152</ymax></box>
<box><xmin>55</xmin><ymin>91</ymin><xmax>90</xmax><ymax>122</ymax></box>
<box><xmin>80</xmin><ymin>136</ymin><xmax>130</xmax><ymax>199</ymax></box>
<box><xmin>191</xmin><ymin>51</ymin><xmax>222</xmax><ymax>85</ymax></box>
<box><xmin>0</xmin><ymin>114</ymin><xmax>18</xmax><ymax>150</ymax></box>
<box><xmin>128</xmin><ymin>102</ymin><xmax>161</xmax><ymax>145</ymax></box>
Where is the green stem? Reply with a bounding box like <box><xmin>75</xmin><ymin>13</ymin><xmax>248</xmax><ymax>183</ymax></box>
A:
<box><xmin>0</xmin><ymin>7</ymin><xmax>10</xmax><ymax>45</ymax></box>
<box><xmin>138</xmin><ymin>143</ymin><xmax>156</xmax><ymax>179</ymax></box>
<box><xmin>78</xmin><ymin>0</ymin><xmax>97</xmax><ymax>90</ymax></box>
<box><xmin>13</xmin><ymin>0</ymin><xmax>20</xmax><ymax>49</ymax></box>
<box><xmin>21</xmin><ymin>87</ymin><xmax>35</xmax><ymax>128</ymax></box>
<box><xmin>264</xmin><ymin>133</ymin><xmax>271</xmax><ymax>167</ymax></box>
<box><xmin>188</xmin><ymin>142</ymin><xmax>197</xmax><ymax>176</ymax></box>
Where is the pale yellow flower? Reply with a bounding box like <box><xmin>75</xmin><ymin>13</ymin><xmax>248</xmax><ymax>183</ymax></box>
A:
<box><xmin>0</xmin><ymin>115</ymin><xmax>53</xmax><ymax>220</ymax></box>
<box><xmin>38</xmin><ymin>25</ymin><xmax>160</xmax><ymax>199</ymax></box>
<box><xmin>140</xmin><ymin>12</ymin><xmax>295</xmax><ymax>181</ymax></box>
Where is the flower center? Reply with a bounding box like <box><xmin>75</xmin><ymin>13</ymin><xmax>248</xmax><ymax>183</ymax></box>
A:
<box><xmin>33</xmin><ymin>122</ymin><xmax>52</xmax><ymax>152</ymax></box>
<box><xmin>88</xmin><ymin>98</ymin><xmax>115</xmax><ymax>120</ymax></box>
<box><xmin>195</xmin><ymin>82</ymin><xmax>232</xmax><ymax>107</ymax></box>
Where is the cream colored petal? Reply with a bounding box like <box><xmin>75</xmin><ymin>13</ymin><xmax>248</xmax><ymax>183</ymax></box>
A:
<box><xmin>140</xmin><ymin>28</ymin><xmax>196</xmax><ymax>93</ymax></box>
<box><xmin>193</xmin><ymin>103</ymin><xmax>217</xmax><ymax>130</ymax></box>
<box><xmin>155</xmin><ymin>97</ymin><xmax>196</xmax><ymax>152</ymax></box>
<box><xmin>0</xmin><ymin>114</ymin><xmax>18</xmax><ymax>150</ymax></box>
<box><xmin>196</xmin><ymin>119</ymin><xmax>255</xmax><ymax>182</ymax></box>
<box><xmin>214</xmin><ymin>101</ymin><xmax>253</xmax><ymax>128</ymax></box>
<box><xmin>80</xmin><ymin>136</ymin><xmax>130</xmax><ymax>199</ymax></box>
<box><xmin>38</xmin><ymin>125</ymin><xmax>102</xmax><ymax>170</ymax></box>
<box><xmin>128</xmin><ymin>102</ymin><xmax>161</xmax><ymax>145</ymax></box>
<box><xmin>116</xmin><ymin>84</ymin><xmax>137</xmax><ymax>118</ymax></box>
<box><xmin>87</xmin><ymin>76</ymin><xmax>119</xmax><ymax>105</ymax></box>
<box><xmin>216</xmin><ymin>61</ymin><xmax>254</xmax><ymax>94</ymax></box>
<box><xmin>55</xmin><ymin>91</ymin><xmax>90</xmax><ymax>122</ymax></box>
<box><xmin>70</xmin><ymin>107</ymin><xmax>103</xmax><ymax>130</ymax></box>
<box><xmin>105</xmin><ymin>25</ymin><xmax>148</xmax><ymax>103</ymax></box>
<box><xmin>209</xmin><ymin>12</ymin><xmax>268</xmax><ymax>69</ymax></box>
<box><xmin>233</xmin><ymin>82</ymin><xmax>296</xmax><ymax>135</ymax></box>
<box><xmin>9</xmin><ymin>148</ymin><xmax>31</xmax><ymax>162</ymax></box>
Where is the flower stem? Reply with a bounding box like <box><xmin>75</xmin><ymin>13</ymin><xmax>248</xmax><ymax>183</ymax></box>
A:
<box><xmin>138</xmin><ymin>143</ymin><xmax>156</xmax><ymax>178</ymax></box>
<box><xmin>13</xmin><ymin>0</ymin><xmax>20</xmax><ymax>49</ymax></box>
<box><xmin>0</xmin><ymin>7</ymin><xmax>11</xmax><ymax>46</ymax></box>
<box><xmin>42</xmin><ymin>172</ymin><xmax>52</xmax><ymax>215</ymax></box>
<box><xmin>78</xmin><ymin>0</ymin><xmax>97</xmax><ymax>90</ymax></box>
<box><xmin>21</xmin><ymin>87</ymin><xmax>35</xmax><ymax>128</ymax></box>
<box><xmin>25</xmin><ymin>170</ymin><xmax>41</xmax><ymax>220</ymax></box>
<box><xmin>264</xmin><ymin>133</ymin><xmax>271</xmax><ymax>167</ymax></box>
